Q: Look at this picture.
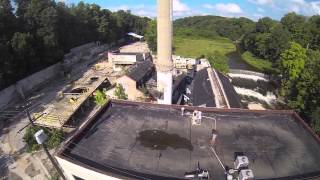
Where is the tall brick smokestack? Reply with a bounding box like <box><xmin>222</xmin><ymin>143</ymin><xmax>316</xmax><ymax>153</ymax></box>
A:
<box><xmin>157</xmin><ymin>0</ymin><xmax>173</xmax><ymax>105</ymax></box>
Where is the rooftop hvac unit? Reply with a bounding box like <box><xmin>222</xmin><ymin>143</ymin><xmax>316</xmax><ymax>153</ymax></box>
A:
<box><xmin>234</xmin><ymin>156</ymin><xmax>249</xmax><ymax>170</ymax></box>
<box><xmin>192</xmin><ymin>110</ymin><xmax>202</xmax><ymax>125</ymax></box>
<box><xmin>239</xmin><ymin>169</ymin><xmax>254</xmax><ymax>180</ymax></box>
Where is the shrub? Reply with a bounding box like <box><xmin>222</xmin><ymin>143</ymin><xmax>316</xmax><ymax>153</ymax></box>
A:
<box><xmin>94</xmin><ymin>89</ymin><xmax>108</xmax><ymax>106</ymax></box>
<box><xmin>114</xmin><ymin>84</ymin><xmax>128</xmax><ymax>100</ymax></box>
<box><xmin>23</xmin><ymin>126</ymin><xmax>64</xmax><ymax>152</ymax></box>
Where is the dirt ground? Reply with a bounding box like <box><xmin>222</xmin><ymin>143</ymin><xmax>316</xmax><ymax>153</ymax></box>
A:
<box><xmin>119</xmin><ymin>41</ymin><xmax>150</xmax><ymax>53</ymax></box>
<box><xmin>0</xmin><ymin>42</ymin><xmax>149</xmax><ymax>180</ymax></box>
<box><xmin>0</xmin><ymin>59</ymin><xmax>113</xmax><ymax>180</ymax></box>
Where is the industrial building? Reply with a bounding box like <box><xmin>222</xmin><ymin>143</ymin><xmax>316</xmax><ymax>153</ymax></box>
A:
<box><xmin>116</xmin><ymin>60</ymin><xmax>155</xmax><ymax>101</ymax></box>
<box><xmin>108</xmin><ymin>51</ymin><xmax>144</xmax><ymax>71</ymax></box>
<box><xmin>56</xmin><ymin>100</ymin><xmax>320</xmax><ymax>180</ymax></box>
<box><xmin>52</xmin><ymin>1</ymin><xmax>320</xmax><ymax>179</ymax></box>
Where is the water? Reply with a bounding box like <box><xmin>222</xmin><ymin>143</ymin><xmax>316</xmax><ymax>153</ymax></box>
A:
<box><xmin>137</xmin><ymin>130</ymin><xmax>193</xmax><ymax>151</ymax></box>
<box><xmin>227</xmin><ymin>50</ymin><xmax>279</xmax><ymax>108</ymax></box>
<box><xmin>231</xmin><ymin>77</ymin><xmax>277</xmax><ymax>96</ymax></box>
<box><xmin>234</xmin><ymin>87</ymin><xmax>277</xmax><ymax>105</ymax></box>
<box><xmin>228</xmin><ymin>73</ymin><xmax>268</xmax><ymax>82</ymax></box>
<box><xmin>228</xmin><ymin>51</ymin><xmax>256</xmax><ymax>71</ymax></box>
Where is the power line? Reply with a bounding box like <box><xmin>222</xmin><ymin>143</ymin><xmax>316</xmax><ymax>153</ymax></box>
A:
<box><xmin>24</xmin><ymin>105</ymin><xmax>67</xmax><ymax>180</ymax></box>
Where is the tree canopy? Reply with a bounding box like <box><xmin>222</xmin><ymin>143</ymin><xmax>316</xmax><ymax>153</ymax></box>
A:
<box><xmin>0</xmin><ymin>0</ymin><xmax>149</xmax><ymax>90</ymax></box>
<box><xmin>169</xmin><ymin>13</ymin><xmax>320</xmax><ymax>134</ymax></box>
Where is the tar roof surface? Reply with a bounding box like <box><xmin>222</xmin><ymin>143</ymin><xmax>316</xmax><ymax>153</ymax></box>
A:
<box><xmin>127</xmin><ymin>60</ymin><xmax>154</xmax><ymax>82</ymax></box>
<box><xmin>192</xmin><ymin>69</ymin><xmax>215</xmax><ymax>107</ymax></box>
<box><xmin>217</xmin><ymin>71</ymin><xmax>242</xmax><ymax>108</ymax></box>
<box><xmin>60</xmin><ymin>102</ymin><xmax>320</xmax><ymax>180</ymax></box>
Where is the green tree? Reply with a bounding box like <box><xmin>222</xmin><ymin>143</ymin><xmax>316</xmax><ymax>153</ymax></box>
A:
<box><xmin>23</xmin><ymin>126</ymin><xmax>64</xmax><ymax>152</ymax></box>
<box><xmin>280</xmin><ymin>42</ymin><xmax>306</xmax><ymax>97</ymax></box>
<box><xmin>256</xmin><ymin>17</ymin><xmax>277</xmax><ymax>33</ymax></box>
<box><xmin>290</xmin><ymin>50</ymin><xmax>320</xmax><ymax>112</ymax></box>
<box><xmin>267</xmin><ymin>24</ymin><xmax>290</xmax><ymax>62</ymax></box>
<box><xmin>308</xmin><ymin>15</ymin><xmax>320</xmax><ymax>50</ymax></box>
<box><xmin>207</xmin><ymin>51</ymin><xmax>229</xmax><ymax>74</ymax></box>
<box><xmin>0</xmin><ymin>0</ymin><xmax>16</xmax><ymax>39</ymax></box>
<box><xmin>114</xmin><ymin>84</ymin><xmax>128</xmax><ymax>100</ymax></box>
<box><xmin>0</xmin><ymin>0</ymin><xmax>149</xmax><ymax>90</ymax></box>
<box><xmin>281</xmin><ymin>12</ymin><xmax>311</xmax><ymax>47</ymax></box>
<box><xmin>311</xmin><ymin>107</ymin><xmax>320</xmax><ymax>134</ymax></box>
<box><xmin>145</xmin><ymin>20</ymin><xmax>157</xmax><ymax>52</ymax></box>
<box><xmin>94</xmin><ymin>90</ymin><xmax>108</xmax><ymax>106</ymax></box>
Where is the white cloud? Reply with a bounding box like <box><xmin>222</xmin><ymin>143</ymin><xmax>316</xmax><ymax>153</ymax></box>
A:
<box><xmin>215</xmin><ymin>3</ymin><xmax>243</xmax><ymax>14</ymax></box>
<box><xmin>249</xmin><ymin>0</ymin><xmax>320</xmax><ymax>18</ymax></box>
<box><xmin>203</xmin><ymin>3</ymin><xmax>243</xmax><ymax>16</ymax></box>
<box><xmin>173</xmin><ymin>0</ymin><xmax>190</xmax><ymax>12</ymax></box>
<box><xmin>252</xmin><ymin>13</ymin><xmax>265</xmax><ymax>20</ymax></box>
<box><xmin>108</xmin><ymin>1</ymin><xmax>199</xmax><ymax>19</ymax></box>
<box><xmin>172</xmin><ymin>0</ymin><xmax>201</xmax><ymax>18</ymax></box>
<box><xmin>248</xmin><ymin>0</ymin><xmax>274</xmax><ymax>5</ymax></box>
<box><xmin>107</xmin><ymin>4</ymin><xmax>156</xmax><ymax>18</ymax></box>
<box><xmin>310</xmin><ymin>2</ymin><xmax>320</xmax><ymax>14</ymax></box>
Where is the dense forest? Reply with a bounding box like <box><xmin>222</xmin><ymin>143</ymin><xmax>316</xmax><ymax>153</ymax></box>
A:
<box><xmin>146</xmin><ymin>14</ymin><xmax>320</xmax><ymax>134</ymax></box>
<box><xmin>241</xmin><ymin>13</ymin><xmax>320</xmax><ymax>134</ymax></box>
<box><xmin>174</xmin><ymin>15</ymin><xmax>255</xmax><ymax>41</ymax></box>
<box><xmin>0</xmin><ymin>0</ymin><xmax>149</xmax><ymax>90</ymax></box>
<box><xmin>1</xmin><ymin>1</ymin><xmax>320</xmax><ymax>134</ymax></box>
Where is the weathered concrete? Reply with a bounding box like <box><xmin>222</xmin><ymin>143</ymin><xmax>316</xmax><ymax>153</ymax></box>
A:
<box><xmin>0</xmin><ymin>63</ymin><xmax>62</xmax><ymax>110</ymax></box>
<box><xmin>0</xmin><ymin>39</ymin><xmax>123</xmax><ymax>111</ymax></box>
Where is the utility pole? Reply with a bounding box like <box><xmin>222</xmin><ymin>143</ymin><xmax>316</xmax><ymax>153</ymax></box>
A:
<box><xmin>24</xmin><ymin>105</ymin><xmax>67</xmax><ymax>180</ymax></box>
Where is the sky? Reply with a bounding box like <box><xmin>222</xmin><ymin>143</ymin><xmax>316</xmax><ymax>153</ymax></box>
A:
<box><xmin>60</xmin><ymin>0</ymin><xmax>320</xmax><ymax>20</ymax></box>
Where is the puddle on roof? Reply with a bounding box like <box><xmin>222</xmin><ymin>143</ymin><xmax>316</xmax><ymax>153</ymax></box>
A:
<box><xmin>137</xmin><ymin>130</ymin><xmax>193</xmax><ymax>151</ymax></box>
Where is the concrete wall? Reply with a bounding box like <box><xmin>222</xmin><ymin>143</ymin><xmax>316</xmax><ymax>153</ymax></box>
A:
<box><xmin>0</xmin><ymin>62</ymin><xmax>62</xmax><ymax>110</ymax></box>
<box><xmin>116</xmin><ymin>76</ymin><xmax>144</xmax><ymax>101</ymax></box>
<box><xmin>0</xmin><ymin>86</ymin><xmax>19</xmax><ymax>110</ymax></box>
<box><xmin>17</xmin><ymin>63</ymin><xmax>62</xmax><ymax>96</ymax></box>
<box><xmin>70</xmin><ymin>42</ymin><xmax>96</xmax><ymax>54</ymax></box>
<box><xmin>109</xmin><ymin>54</ymin><xmax>138</xmax><ymax>64</ymax></box>
<box><xmin>0</xmin><ymin>39</ymin><xmax>126</xmax><ymax>110</ymax></box>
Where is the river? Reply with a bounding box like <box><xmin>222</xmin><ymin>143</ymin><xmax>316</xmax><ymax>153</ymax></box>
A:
<box><xmin>227</xmin><ymin>51</ymin><xmax>256</xmax><ymax>71</ymax></box>
<box><xmin>227</xmin><ymin>51</ymin><xmax>279</xmax><ymax>109</ymax></box>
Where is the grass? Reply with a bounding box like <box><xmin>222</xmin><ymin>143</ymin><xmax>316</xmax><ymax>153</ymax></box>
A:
<box><xmin>173</xmin><ymin>36</ymin><xmax>236</xmax><ymax>59</ymax></box>
<box><xmin>241</xmin><ymin>51</ymin><xmax>278</xmax><ymax>74</ymax></box>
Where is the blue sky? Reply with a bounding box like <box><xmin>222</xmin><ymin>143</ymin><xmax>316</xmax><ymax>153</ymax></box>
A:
<box><xmin>61</xmin><ymin>0</ymin><xmax>320</xmax><ymax>20</ymax></box>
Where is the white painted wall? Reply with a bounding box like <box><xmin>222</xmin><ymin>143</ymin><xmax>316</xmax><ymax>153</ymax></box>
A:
<box><xmin>157</xmin><ymin>71</ymin><xmax>173</xmax><ymax>105</ymax></box>
<box><xmin>56</xmin><ymin>156</ymin><xmax>122</xmax><ymax>180</ymax></box>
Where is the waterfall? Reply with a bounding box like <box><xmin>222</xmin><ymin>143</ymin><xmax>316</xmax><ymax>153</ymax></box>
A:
<box><xmin>234</xmin><ymin>87</ymin><xmax>276</xmax><ymax>104</ymax></box>
<box><xmin>228</xmin><ymin>73</ymin><xmax>268</xmax><ymax>82</ymax></box>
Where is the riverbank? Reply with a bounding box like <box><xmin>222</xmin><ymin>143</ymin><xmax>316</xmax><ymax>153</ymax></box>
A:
<box><xmin>241</xmin><ymin>51</ymin><xmax>278</xmax><ymax>74</ymax></box>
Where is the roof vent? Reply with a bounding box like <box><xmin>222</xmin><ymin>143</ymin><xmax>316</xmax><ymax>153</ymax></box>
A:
<box><xmin>192</xmin><ymin>110</ymin><xmax>202</xmax><ymax>125</ymax></box>
<box><xmin>234</xmin><ymin>156</ymin><xmax>249</xmax><ymax>170</ymax></box>
<box><xmin>239</xmin><ymin>169</ymin><xmax>254</xmax><ymax>180</ymax></box>
<box><xmin>181</xmin><ymin>107</ymin><xmax>185</xmax><ymax>116</ymax></box>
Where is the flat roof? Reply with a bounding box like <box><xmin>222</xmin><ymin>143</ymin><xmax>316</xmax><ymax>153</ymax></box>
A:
<box><xmin>127</xmin><ymin>60</ymin><xmax>154</xmax><ymax>82</ymax></box>
<box><xmin>58</xmin><ymin>101</ymin><xmax>320</xmax><ymax>180</ymax></box>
